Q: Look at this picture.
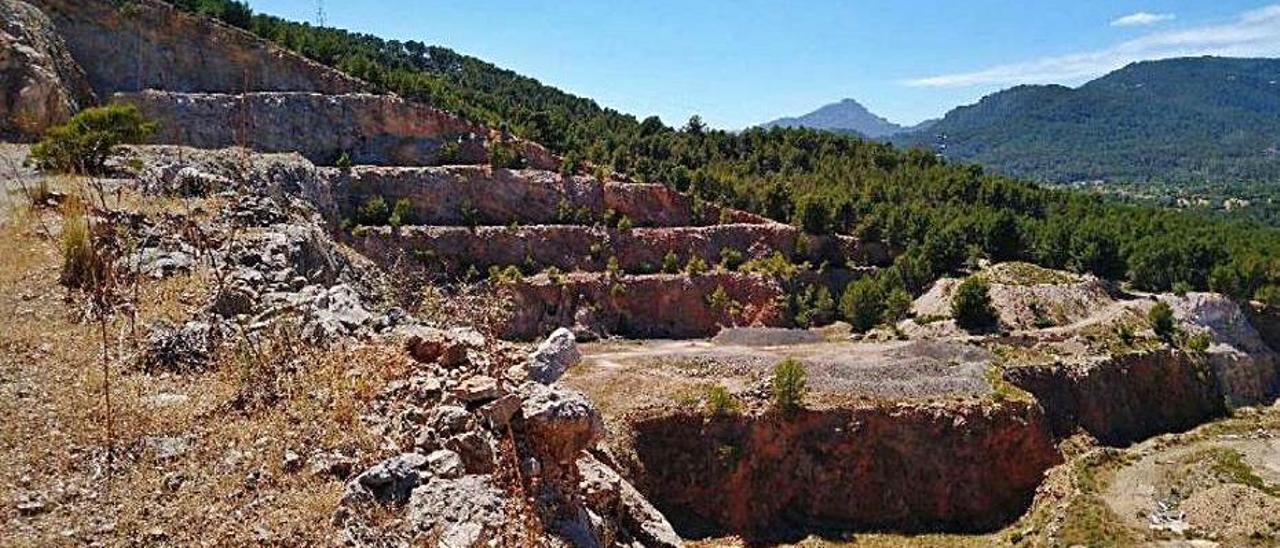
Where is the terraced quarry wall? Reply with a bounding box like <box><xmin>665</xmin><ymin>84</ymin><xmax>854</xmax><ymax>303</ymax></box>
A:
<box><xmin>352</xmin><ymin>224</ymin><xmax>885</xmax><ymax>275</ymax></box>
<box><xmin>621</xmin><ymin>402</ymin><xmax>1059</xmax><ymax>539</ymax></box>
<box><xmin>26</xmin><ymin>0</ymin><xmax>362</xmax><ymax>97</ymax></box>
<box><xmin>332</xmin><ymin>165</ymin><xmax>887</xmax><ymax>339</ymax></box>
<box><xmin>118</xmin><ymin>91</ymin><xmax>557</xmax><ymax>168</ymax></box>
<box><xmin>1005</xmin><ymin>349</ymin><xmax>1224</xmax><ymax>445</ymax></box>
<box><xmin>334</xmin><ymin>166</ymin><xmax>767</xmax><ymax>227</ymax></box>
<box><xmin>500</xmin><ymin>272</ymin><xmax>787</xmax><ymax>340</ymax></box>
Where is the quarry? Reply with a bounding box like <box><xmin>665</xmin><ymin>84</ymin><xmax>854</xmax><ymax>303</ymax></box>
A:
<box><xmin>5</xmin><ymin>1</ymin><xmax>1280</xmax><ymax>547</ymax></box>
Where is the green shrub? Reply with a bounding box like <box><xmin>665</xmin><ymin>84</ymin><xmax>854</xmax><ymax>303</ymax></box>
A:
<box><xmin>1149</xmin><ymin>301</ymin><xmax>1176</xmax><ymax>342</ymax></box>
<box><xmin>952</xmin><ymin>276</ymin><xmax>998</xmax><ymax>332</ymax></box>
<box><xmin>1172</xmin><ymin>280</ymin><xmax>1192</xmax><ymax>297</ymax></box>
<box><xmin>355</xmin><ymin>195</ymin><xmax>389</xmax><ymax>226</ymax></box>
<box><xmin>704</xmin><ymin>385</ymin><xmax>740</xmax><ymax>416</ymax></box>
<box><xmin>685</xmin><ymin>256</ymin><xmax>708</xmax><ymax>276</ymax></box>
<box><xmin>881</xmin><ymin>287</ymin><xmax>913</xmax><ymax>324</ymax></box>
<box><xmin>841</xmin><ymin>277</ymin><xmax>884</xmax><ymax>332</ymax></box>
<box><xmin>706</xmin><ymin>285</ymin><xmax>732</xmax><ymax>312</ymax></box>
<box><xmin>616</xmin><ymin>215</ymin><xmax>633</xmax><ymax>231</ymax></box>
<box><xmin>1185</xmin><ymin>331</ymin><xmax>1211</xmax><ymax>354</ymax></box>
<box><xmin>606</xmin><ymin>256</ymin><xmax>622</xmax><ymax>277</ymax></box>
<box><xmin>388</xmin><ymin>198</ymin><xmax>411</xmax><ymax>228</ymax></box>
<box><xmin>335</xmin><ymin>152</ymin><xmax>354</xmax><ymax>169</ymax></box>
<box><xmin>661</xmin><ymin>251</ymin><xmax>680</xmax><ymax>274</ymax></box>
<box><xmin>31</xmin><ymin>103</ymin><xmax>157</xmax><ymax>174</ymax></box>
<box><xmin>488</xmin><ymin>141</ymin><xmax>523</xmax><ymax>169</ymax></box>
<box><xmin>719</xmin><ymin>248</ymin><xmax>744</xmax><ymax>270</ymax></box>
<box><xmin>770</xmin><ymin>358</ymin><xmax>808</xmax><ymax>414</ymax></box>
<box><xmin>489</xmin><ymin>265</ymin><xmax>524</xmax><ymax>284</ymax></box>
<box><xmin>740</xmin><ymin>251</ymin><xmax>803</xmax><ymax>280</ymax></box>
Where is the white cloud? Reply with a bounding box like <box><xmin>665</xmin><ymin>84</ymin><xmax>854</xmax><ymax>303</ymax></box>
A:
<box><xmin>907</xmin><ymin>5</ymin><xmax>1280</xmax><ymax>88</ymax></box>
<box><xmin>1111</xmin><ymin>12</ymin><xmax>1176</xmax><ymax>27</ymax></box>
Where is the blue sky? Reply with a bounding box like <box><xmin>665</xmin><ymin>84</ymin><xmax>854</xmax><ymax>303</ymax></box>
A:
<box><xmin>247</xmin><ymin>1</ymin><xmax>1280</xmax><ymax>129</ymax></box>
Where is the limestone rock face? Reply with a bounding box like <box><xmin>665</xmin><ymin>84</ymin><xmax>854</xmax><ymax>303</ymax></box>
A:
<box><xmin>0</xmin><ymin>0</ymin><xmax>93</xmax><ymax>139</ymax></box>
<box><xmin>116</xmin><ymin>90</ymin><xmax>556</xmax><ymax>169</ymax></box>
<box><xmin>25</xmin><ymin>0</ymin><xmax>362</xmax><ymax>97</ymax></box>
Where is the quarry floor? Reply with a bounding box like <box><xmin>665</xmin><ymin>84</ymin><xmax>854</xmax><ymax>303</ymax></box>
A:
<box><xmin>567</xmin><ymin>329</ymin><xmax>996</xmax><ymax>418</ymax></box>
<box><xmin>568</xmin><ymin>332</ymin><xmax>1280</xmax><ymax>546</ymax></box>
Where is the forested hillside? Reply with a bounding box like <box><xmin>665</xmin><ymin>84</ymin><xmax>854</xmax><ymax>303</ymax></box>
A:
<box><xmin>895</xmin><ymin>57</ymin><xmax>1280</xmax><ymax>185</ymax></box>
<box><xmin>164</xmin><ymin>0</ymin><xmax>1280</xmax><ymax>303</ymax></box>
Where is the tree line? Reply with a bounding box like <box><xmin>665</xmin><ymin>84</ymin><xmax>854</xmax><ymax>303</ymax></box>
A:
<box><xmin>163</xmin><ymin>0</ymin><xmax>1280</xmax><ymax>307</ymax></box>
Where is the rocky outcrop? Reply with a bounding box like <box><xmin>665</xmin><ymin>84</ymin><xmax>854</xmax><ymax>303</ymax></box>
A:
<box><xmin>620</xmin><ymin>401</ymin><xmax>1059</xmax><ymax>540</ymax></box>
<box><xmin>500</xmin><ymin>272</ymin><xmax>788</xmax><ymax>340</ymax></box>
<box><xmin>1169</xmin><ymin>293</ymin><xmax>1280</xmax><ymax>407</ymax></box>
<box><xmin>337</xmin><ymin>328</ymin><xmax>680</xmax><ymax>547</ymax></box>
<box><xmin>352</xmin><ymin>224</ymin><xmax>888</xmax><ymax>276</ymax></box>
<box><xmin>25</xmin><ymin>0</ymin><xmax>362</xmax><ymax>97</ymax></box>
<box><xmin>334</xmin><ymin>166</ymin><xmax>767</xmax><ymax>227</ymax></box>
<box><xmin>1004</xmin><ymin>349</ymin><xmax>1225</xmax><ymax>445</ymax></box>
<box><xmin>0</xmin><ymin>0</ymin><xmax>93</xmax><ymax>139</ymax></box>
<box><xmin>116</xmin><ymin>91</ymin><xmax>556</xmax><ymax>168</ymax></box>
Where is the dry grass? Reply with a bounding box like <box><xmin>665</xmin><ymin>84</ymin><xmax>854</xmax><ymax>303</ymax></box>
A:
<box><xmin>0</xmin><ymin>181</ymin><xmax>408</xmax><ymax>545</ymax></box>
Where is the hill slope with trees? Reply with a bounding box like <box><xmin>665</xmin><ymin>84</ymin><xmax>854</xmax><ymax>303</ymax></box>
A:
<box><xmin>151</xmin><ymin>2</ymin><xmax>1280</xmax><ymax>304</ymax></box>
<box><xmin>895</xmin><ymin>57</ymin><xmax>1280</xmax><ymax>185</ymax></box>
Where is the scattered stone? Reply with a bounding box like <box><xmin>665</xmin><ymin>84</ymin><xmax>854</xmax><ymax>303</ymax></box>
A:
<box><xmin>309</xmin><ymin>453</ymin><xmax>356</xmax><ymax>480</ymax></box>
<box><xmin>141</xmin><ymin>321</ymin><xmax>215</xmax><ymax>372</ymax></box>
<box><xmin>528</xmin><ymin>327</ymin><xmax>580</xmax><ymax>384</ymax></box>
<box><xmin>142</xmin><ymin>393</ymin><xmax>190</xmax><ymax>408</ymax></box>
<box><xmin>16</xmin><ymin>499</ymin><xmax>47</xmax><ymax>516</ymax></box>
<box><xmin>282</xmin><ymin>450</ymin><xmax>304</xmax><ymax>473</ymax></box>
<box><xmin>346</xmin><ymin>453</ymin><xmax>427</xmax><ymax>505</ymax></box>
<box><xmin>453</xmin><ymin>376</ymin><xmax>500</xmax><ymax>403</ymax></box>
<box><xmin>130</xmin><ymin>247</ymin><xmax>196</xmax><ymax>279</ymax></box>
<box><xmin>426</xmin><ymin>450</ymin><xmax>463</xmax><ymax>479</ymax></box>
<box><xmin>442</xmin><ymin>431</ymin><xmax>497</xmax><ymax>475</ymax></box>
<box><xmin>478</xmin><ymin>394</ymin><xmax>521</xmax><ymax>428</ymax></box>
<box><xmin>144</xmin><ymin>435</ymin><xmax>193</xmax><ymax>461</ymax></box>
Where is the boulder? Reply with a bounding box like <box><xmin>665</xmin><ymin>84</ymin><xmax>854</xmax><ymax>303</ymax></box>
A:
<box><xmin>578</xmin><ymin>454</ymin><xmax>682</xmax><ymax>548</ymax></box>
<box><xmin>407</xmin><ymin>475</ymin><xmax>509</xmax><ymax>546</ymax></box>
<box><xmin>140</xmin><ymin>320</ymin><xmax>215</xmax><ymax>373</ymax></box>
<box><xmin>528</xmin><ymin>327</ymin><xmax>581</xmax><ymax>384</ymax></box>
<box><xmin>515</xmin><ymin>382</ymin><xmax>603</xmax><ymax>463</ymax></box>
<box><xmin>345</xmin><ymin>453</ymin><xmax>427</xmax><ymax>505</ymax></box>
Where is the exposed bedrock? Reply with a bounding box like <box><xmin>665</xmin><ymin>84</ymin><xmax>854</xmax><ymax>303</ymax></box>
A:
<box><xmin>1004</xmin><ymin>349</ymin><xmax>1225</xmax><ymax>445</ymax></box>
<box><xmin>620</xmin><ymin>402</ymin><xmax>1060</xmax><ymax>540</ymax></box>
<box><xmin>333</xmin><ymin>165</ymin><xmax>769</xmax><ymax>227</ymax></box>
<box><xmin>25</xmin><ymin>0</ymin><xmax>362</xmax><ymax>97</ymax></box>
<box><xmin>115</xmin><ymin>91</ymin><xmax>556</xmax><ymax>168</ymax></box>
<box><xmin>351</xmin><ymin>224</ymin><xmax>888</xmax><ymax>275</ymax></box>
<box><xmin>0</xmin><ymin>0</ymin><xmax>94</xmax><ymax>139</ymax></box>
<box><xmin>500</xmin><ymin>272</ymin><xmax>789</xmax><ymax>340</ymax></box>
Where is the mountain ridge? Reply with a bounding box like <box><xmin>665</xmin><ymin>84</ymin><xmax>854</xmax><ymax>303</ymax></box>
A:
<box><xmin>893</xmin><ymin>56</ymin><xmax>1280</xmax><ymax>184</ymax></box>
<box><xmin>760</xmin><ymin>98</ymin><xmax>912</xmax><ymax>137</ymax></box>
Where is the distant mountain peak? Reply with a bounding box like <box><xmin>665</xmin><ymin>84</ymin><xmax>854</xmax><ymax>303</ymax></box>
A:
<box><xmin>760</xmin><ymin>98</ymin><xmax>906</xmax><ymax>138</ymax></box>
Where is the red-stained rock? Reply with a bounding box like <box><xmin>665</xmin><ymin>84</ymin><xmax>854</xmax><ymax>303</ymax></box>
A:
<box><xmin>352</xmin><ymin>224</ymin><xmax>889</xmax><ymax>276</ymax></box>
<box><xmin>499</xmin><ymin>272</ymin><xmax>789</xmax><ymax>340</ymax></box>
<box><xmin>1004</xmin><ymin>348</ymin><xmax>1227</xmax><ymax>445</ymax></box>
<box><xmin>620</xmin><ymin>401</ymin><xmax>1060</xmax><ymax>539</ymax></box>
<box><xmin>334</xmin><ymin>166</ymin><xmax>765</xmax><ymax>227</ymax></box>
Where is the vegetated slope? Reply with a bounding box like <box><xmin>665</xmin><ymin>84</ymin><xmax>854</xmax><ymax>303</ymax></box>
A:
<box><xmin>140</xmin><ymin>3</ymin><xmax>1280</xmax><ymax>303</ymax></box>
<box><xmin>894</xmin><ymin>57</ymin><xmax>1280</xmax><ymax>185</ymax></box>
<box><xmin>759</xmin><ymin>98</ymin><xmax>905</xmax><ymax>138</ymax></box>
